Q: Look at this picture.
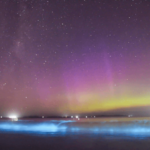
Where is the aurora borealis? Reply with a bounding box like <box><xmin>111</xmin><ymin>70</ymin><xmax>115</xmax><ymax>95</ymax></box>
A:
<box><xmin>0</xmin><ymin>0</ymin><xmax>150</xmax><ymax>116</ymax></box>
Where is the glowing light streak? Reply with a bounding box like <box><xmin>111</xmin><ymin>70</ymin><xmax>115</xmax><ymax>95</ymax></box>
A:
<box><xmin>0</xmin><ymin>119</ymin><xmax>150</xmax><ymax>139</ymax></box>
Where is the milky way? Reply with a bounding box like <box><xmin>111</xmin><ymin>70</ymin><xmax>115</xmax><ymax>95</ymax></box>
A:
<box><xmin>0</xmin><ymin>0</ymin><xmax>150</xmax><ymax>116</ymax></box>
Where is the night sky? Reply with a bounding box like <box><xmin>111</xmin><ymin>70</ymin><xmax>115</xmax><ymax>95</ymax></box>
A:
<box><xmin>0</xmin><ymin>0</ymin><xmax>150</xmax><ymax>116</ymax></box>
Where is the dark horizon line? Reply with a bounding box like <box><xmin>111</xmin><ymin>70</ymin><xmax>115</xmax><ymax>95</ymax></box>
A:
<box><xmin>0</xmin><ymin>114</ymin><xmax>136</xmax><ymax>119</ymax></box>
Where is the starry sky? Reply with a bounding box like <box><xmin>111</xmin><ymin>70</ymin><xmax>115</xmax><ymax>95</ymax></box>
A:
<box><xmin>0</xmin><ymin>0</ymin><xmax>150</xmax><ymax>116</ymax></box>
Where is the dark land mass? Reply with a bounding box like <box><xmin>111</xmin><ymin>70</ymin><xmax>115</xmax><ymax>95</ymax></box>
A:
<box><xmin>19</xmin><ymin>114</ymin><xmax>127</xmax><ymax>119</ymax></box>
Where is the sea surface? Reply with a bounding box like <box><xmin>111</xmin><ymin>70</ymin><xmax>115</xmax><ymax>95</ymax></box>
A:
<box><xmin>1</xmin><ymin>117</ymin><xmax>150</xmax><ymax>150</ymax></box>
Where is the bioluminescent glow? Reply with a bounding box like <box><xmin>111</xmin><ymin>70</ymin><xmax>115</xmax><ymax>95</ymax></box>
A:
<box><xmin>0</xmin><ymin>120</ymin><xmax>75</xmax><ymax>134</ymax></box>
<box><xmin>1</xmin><ymin>119</ymin><xmax>150</xmax><ymax>138</ymax></box>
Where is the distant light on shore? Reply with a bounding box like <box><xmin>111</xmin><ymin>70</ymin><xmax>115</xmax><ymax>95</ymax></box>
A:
<box><xmin>9</xmin><ymin>115</ymin><xmax>18</xmax><ymax>121</ymax></box>
<box><xmin>9</xmin><ymin>115</ymin><xmax>17</xmax><ymax>119</ymax></box>
<box><xmin>75</xmin><ymin>115</ymin><xmax>79</xmax><ymax>119</ymax></box>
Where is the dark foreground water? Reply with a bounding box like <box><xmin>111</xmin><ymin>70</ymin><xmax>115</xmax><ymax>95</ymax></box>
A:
<box><xmin>1</xmin><ymin>117</ymin><xmax>150</xmax><ymax>150</ymax></box>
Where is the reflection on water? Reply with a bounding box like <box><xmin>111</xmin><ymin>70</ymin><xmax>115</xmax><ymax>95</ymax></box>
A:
<box><xmin>1</xmin><ymin>117</ymin><xmax>150</xmax><ymax>139</ymax></box>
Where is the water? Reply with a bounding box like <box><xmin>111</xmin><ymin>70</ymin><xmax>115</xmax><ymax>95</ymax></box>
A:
<box><xmin>1</xmin><ymin>117</ymin><xmax>150</xmax><ymax>149</ymax></box>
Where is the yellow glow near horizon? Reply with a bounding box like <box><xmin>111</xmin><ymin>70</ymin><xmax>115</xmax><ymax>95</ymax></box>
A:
<box><xmin>59</xmin><ymin>90</ymin><xmax>150</xmax><ymax>113</ymax></box>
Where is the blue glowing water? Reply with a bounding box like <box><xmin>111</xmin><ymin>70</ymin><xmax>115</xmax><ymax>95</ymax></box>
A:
<box><xmin>1</xmin><ymin>118</ymin><xmax>150</xmax><ymax>139</ymax></box>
